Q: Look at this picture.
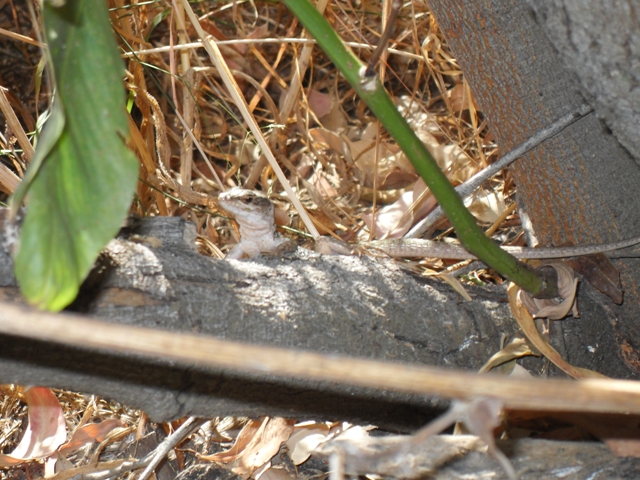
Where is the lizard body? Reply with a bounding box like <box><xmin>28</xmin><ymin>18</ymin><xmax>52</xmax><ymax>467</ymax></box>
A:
<box><xmin>218</xmin><ymin>187</ymin><xmax>296</xmax><ymax>259</ymax></box>
<box><xmin>218</xmin><ymin>188</ymin><xmax>640</xmax><ymax>260</ymax></box>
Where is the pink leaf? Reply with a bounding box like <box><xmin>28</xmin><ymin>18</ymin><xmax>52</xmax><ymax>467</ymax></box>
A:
<box><xmin>59</xmin><ymin>418</ymin><xmax>126</xmax><ymax>455</ymax></box>
<box><xmin>0</xmin><ymin>387</ymin><xmax>67</xmax><ymax>467</ymax></box>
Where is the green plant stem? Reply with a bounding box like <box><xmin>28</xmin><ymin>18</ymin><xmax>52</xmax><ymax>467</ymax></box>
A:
<box><xmin>283</xmin><ymin>0</ymin><xmax>556</xmax><ymax>298</ymax></box>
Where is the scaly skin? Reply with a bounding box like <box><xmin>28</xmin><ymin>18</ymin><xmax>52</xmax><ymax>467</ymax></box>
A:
<box><xmin>220</xmin><ymin>188</ymin><xmax>640</xmax><ymax>260</ymax></box>
<box><xmin>218</xmin><ymin>187</ymin><xmax>296</xmax><ymax>259</ymax></box>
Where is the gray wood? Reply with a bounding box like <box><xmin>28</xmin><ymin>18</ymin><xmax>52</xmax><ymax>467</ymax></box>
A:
<box><xmin>0</xmin><ymin>214</ymin><xmax>630</xmax><ymax>430</ymax></box>
<box><xmin>0</xmin><ymin>214</ymin><xmax>517</xmax><ymax>429</ymax></box>
<box><xmin>427</xmin><ymin>0</ymin><xmax>640</xmax><ymax>375</ymax></box>
<box><xmin>527</xmin><ymin>0</ymin><xmax>640</xmax><ymax>164</ymax></box>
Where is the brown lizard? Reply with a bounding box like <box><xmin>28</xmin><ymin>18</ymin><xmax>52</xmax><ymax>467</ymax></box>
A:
<box><xmin>218</xmin><ymin>187</ymin><xmax>297</xmax><ymax>259</ymax></box>
<box><xmin>218</xmin><ymin>187</ymin><xmax>640</xmax><ymax>260</ymax></box>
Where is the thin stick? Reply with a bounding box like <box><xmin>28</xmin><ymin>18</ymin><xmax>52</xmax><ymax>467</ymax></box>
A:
<box><xmin>1</xmin><ymin>301</ymin><xmax>640</xmax><ymax>415</ymax></box>
<box><xmin>123</xmin><ymin>39</ymin><xmax>424</xmax><ymax>62</ymax></box>
<box><xmin>179</xmin><ymin>0</ymin><xmax>320</xmax><ymax>239</ymax></box>
<box><xmin>364</xmin><ymin>0</ymin><xmax>401</xmax><ymax>77</ymax></box>
<box><xmin>406</xmin><ymin>104</ymin><xmax>594</xmax><ymax>238</ymax></box>
<box><xmin>137</xmin><ymin>417</ymin><xmax>206</xmax><ymax>480</ymax></box>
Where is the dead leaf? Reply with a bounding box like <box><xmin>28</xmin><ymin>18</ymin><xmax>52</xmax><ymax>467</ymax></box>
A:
<box><xmin>465</xmin><ymin>190</ymin><xmax>506</xmax><ymax>224</ymax></box>
<box><xmin>59</xmin><ymin>419</ymin><xmax>126</xmax><ymax>455</ymax></box>
<box><xmin>508</xmin><ymin>283</ymin><xmax>608</xmax><ymax>379</ymax></box>
<box><xmin>200</xmin><ymin>417</ymin><xmax>295</xmax><ymax>478</ymax></box>
<box><xmin>447</xmin><ymin>83</ymin><xmax>478</xmax><ymax>113</ymax></box>
<box><xmin>286</xmin><ymin>422</ymin><xmax>342</xmax><ymax>465</ymax></box>
<box><xmin>438</xmin><ymin>273</ymin><xmax>472</xmax><ymax>301</ymax></box>
<box><xmin>309</xmin><ymin>128</ymin><xmax>347</xmax><ymax>156</ymax></box>
<box><xmin>0</xmin><ymin>387</ymin><xmax>66</xmax><ymax>467</ymax></box>
<box><xmin>517</xmin><ymin>263</ymin><xmax>579</xmax><ymax>320</ymax></box>
<box><xmin>479</xmin><ymin>338</ymin><xmax>538</xmax><ymax>374</ymax></box>
<box><xmin>361</xmin><ymin>179</ymin><xmax>437</xmax><ymax>239</ymax></box>
<box><xmin>307</xmin><ymin>89</ymin><xmax>333</xmax><ymax>120</ymax></box>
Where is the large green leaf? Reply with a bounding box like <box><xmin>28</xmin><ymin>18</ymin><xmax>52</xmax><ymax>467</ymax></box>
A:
<box><xmin>14</xmin><ymin>0</ymin><xmax>139</xmax><ymax>311</ymax></box>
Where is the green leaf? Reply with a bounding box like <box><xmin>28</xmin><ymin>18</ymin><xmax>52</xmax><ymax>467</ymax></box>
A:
<box><xmin>10</xmin><ymin>98</ymin><xmax>65</xmax><ymax>215</ymax></box>
<box><xmin>14</xmin><ymin>0</ymin><xmax>139</xmax><ymax>311</ymax></box>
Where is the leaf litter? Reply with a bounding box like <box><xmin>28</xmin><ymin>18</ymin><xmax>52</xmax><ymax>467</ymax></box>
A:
<box><xmin>0</xmin><ymin>0</ymin><xmax>634</xmax><ymax>478</ymax></box>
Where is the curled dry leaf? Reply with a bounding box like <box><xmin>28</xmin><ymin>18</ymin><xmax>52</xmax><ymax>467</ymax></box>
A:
<box><xmin>58</xmin><ymin>418</ymin><xmax>126</xmax><ymax>456</ymax></box>
<box><xmin>362</xmin><ymin>180</ymin><xmax>437</xmax><ymax>239</ymax></box>
<box><xmin>479</xmin><ymin>337</ymin><xmax>538</xmax><ymax>374</ymax></box>
<box><xmin>508</xmin><ymin>283</ymin><xmax>608</xmax><ymax>379</ymax></box>
<box><xmin>518</xmin><ymin>263</ymin><xmax>579</xmax><ymax>320</ymax></box>
<box><xmin>199</xmin><ymin>417</ymin><xmax>295</xmax><ymax>477</ymax></box>
<box><xmin>285</xmin><ymin>422</ymin><xmax>348</xmax><ymax>465</ymax></box>
<box><xmin>0</xmin><ymin>387</ymin><xmax>66</xmax><ymax>467</ymax></box>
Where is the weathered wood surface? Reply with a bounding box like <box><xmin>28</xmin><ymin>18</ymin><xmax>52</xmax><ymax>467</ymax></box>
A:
<box><xmin>0</xmin><ymin>214</ymin><xmax>513</xmax><ymax>429</ymax></box>
<box><xmin>0</xmin><ymin>214</ymin><xmax>634</xmax><ymax>430</ymax></box>
<box><xmin>527</xmin><ymin>0</ymin><xmax>640</xmax><ymax>164</ymax></box>
<box><xmin>427</xmin><ymin>0</ymin><xmax>640</xmax><ymax>374</ymax></box>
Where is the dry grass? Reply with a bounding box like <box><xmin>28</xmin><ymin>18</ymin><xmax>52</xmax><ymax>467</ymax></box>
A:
<box><xmin>0</xmin><ymin>0</ymin><xmax>520</xmax><ymax>273</ymax></box>
<box><xmin>108</xmin><ymin>0</ymin><xmax>513</xmax><ymax>273</ymax></box>
<box><xmin>0</xmin><ymin>0</ymin><xmax>524</xmax><ymax>477</ymax></box>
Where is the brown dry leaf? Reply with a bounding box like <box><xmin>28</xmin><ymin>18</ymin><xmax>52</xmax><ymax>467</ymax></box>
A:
<box><xmin>396</xmin><ymin>96</ymin><xmax>477</xmax><ymax>184</ymax></box>
<box><xmin>318</xmin><ymin>95</ymin><xmax>349</xmax><ymax>131</ymax></box>
<box><xmin>479</xmin><ymin>338</ymin><xmax>538</xmax><ymax>374</ymax></box>
<box><xmin>257</xmin><ymin>466</ymin><xmax>297</xmax><ymax>480</ymax></box>
<box><xmin>286</xmin><ymin>422</ymin><xmax>344</xmax><ymax>465</ymax></box>
<box><xmin>517</xmin><ymin>263</ymin><xmax>579</xmax><ymax>320</ymax></box>
<box><xmin>568</xmin><ymin>254</ymin><xmax>623</xmax><ymax>305</ymax></box>
<box><xmin>347</xmin><ymin>138</ymin><xmax>407</xmax><ymax>189</ymax></box>
<box><xmin>309</xmin><ymin>128</ymin><xmax>348</xmax><ymax>156</ymax></box>
<box><xmin>0</xmin><ymin>387</ymin><xmax>66</xmax><ymax>467</ymax></box>
<box><xmin>362</xmin><ymin>179</ymin><xmax>437</xmax><ymax>239</ymax></box>
<box><xmin>438</xmin><ymin>273</ymin><xmax>472</xmax><ymax>301</ymax></box>
<box><xmin>508</xmin><ymin>283</ymin><xmax>608</xmax><ymax>379</ymax></box>
<box><xmin>465</xmin><ymin>190</ymin><xmax>506</xmax><ymax>224</ymax></box>
<box><xmin>447</xmin><ymin>83</ymin><xmax>477</xmax><ymax>113</ymax></box>
<box><xmin>200</xmin><ymin>417</ymin><xmax>295</xmax><ymax>477</ymax></box>
<box><xmin>307</xmin><ymin>170</ymin><xmax>339</xmax><ymax>199</ymax></box>
<box><xmin>58</xmin><ymin>419</ymin><xmax>126</xmax><ymax>456</ymax></box>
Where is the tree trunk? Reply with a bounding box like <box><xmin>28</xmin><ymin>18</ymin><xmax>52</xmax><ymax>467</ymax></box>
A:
<box><xmin>0</xmin><ymin>214</ymin><xmax>522</xmax><ymax>429</ymax></box>
<box><xmin>427</xmin><ymin>0</ymin><xmax>640</xmax><ymax>375</ymax></box>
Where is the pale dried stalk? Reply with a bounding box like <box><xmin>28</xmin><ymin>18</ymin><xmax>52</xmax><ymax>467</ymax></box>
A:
<box><xmin>179</xmin><ymin>0</ymin><xmax>320</xmax><ymax>238</ymax></box>
<box><xmin>2</xmin><ymin>301</ymin><xmax>640</xmax><ymax>415</ymax></box>
<box><xmin>0</xmin><ymin>86</ymin><xmax>34</xmax><ymax>162</ymax></box>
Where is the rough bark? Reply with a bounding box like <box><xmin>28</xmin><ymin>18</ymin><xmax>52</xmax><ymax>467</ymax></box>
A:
<box><xmin>527</xmin><ymin>0</ymin><xmax>640</xmax><ymax>164</ymax></box>
<box><xmin>177</xmin><ymin>435</ymin><xmax>640</xmax><ymax>480</ymax></box>
<box><xmin>0</xmin><ymin>214</ymin><xmax>632</xmax><ymax>430</ymax></box>
<box><xmin>0</xmin><ymin>214</ymin><xmax>516</xmax><ymax>430</ymax></box>
<box><xmin>427</xmin><ymin>0</ymin><xmax>640</xmax><ymax>374</ymax></box>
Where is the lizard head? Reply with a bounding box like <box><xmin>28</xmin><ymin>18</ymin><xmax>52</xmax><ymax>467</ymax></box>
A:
<box><xmin>218</xmin><ymin>187</ymin><xmax>275</xmax><ymax>228</ymax></box>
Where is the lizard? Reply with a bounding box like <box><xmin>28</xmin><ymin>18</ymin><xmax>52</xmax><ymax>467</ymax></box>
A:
<box><xmin>218</xmin><ymin>187</ymin><xmax>297</xmax><ymax>259</ymax></box>
<box><xmin>218</xmin><ymin>187</ymin><xmax>640</xmax><ymax>260</ymax></box>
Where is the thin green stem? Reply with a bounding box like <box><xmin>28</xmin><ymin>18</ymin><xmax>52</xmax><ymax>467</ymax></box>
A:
<box><xmin>283</xmin><ymin>0</ymin><xmax>555</xmax><ymax>297</ymax></box>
